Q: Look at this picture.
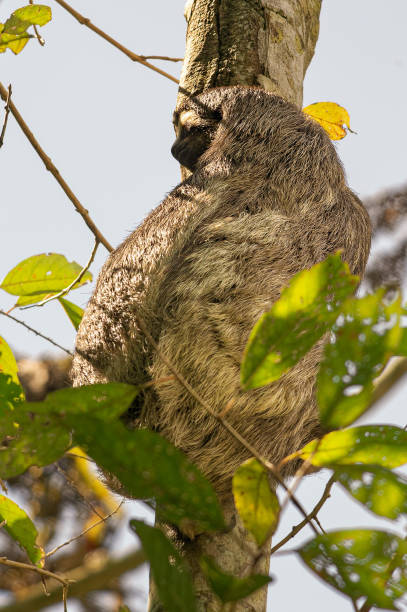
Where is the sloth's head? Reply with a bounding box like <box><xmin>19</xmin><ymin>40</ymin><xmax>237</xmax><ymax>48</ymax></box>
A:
<box><xmin>171</xmin><ymin>86</ymin><xmax>343</xmax><ymax>195</ymax></box>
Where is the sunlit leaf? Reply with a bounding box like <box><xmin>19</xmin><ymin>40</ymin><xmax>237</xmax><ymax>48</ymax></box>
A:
<box><xmin>241</xmin><ymin>254</ymin><xmax>358</xmax><ymax>389</ymax></box>
<box><xmin>303</xmin><ymin>102</ymin><xmax>352</xmax><ymax>140</ymax></box>
<box><xmin>332</xmin><ymin>464</ymin><xmax>407</xmax><ymax>520</ymax></box>
<box><xmin>0</xmin><ymin>495</ymin><xmax>43</xmax><ymax>566</ymax></box>
<box><xmin>297</xmin><ymin>425</ymin><xmax>407</xmax><ymax>468</ymax></box>
<box><xmin>130</xmin><ymin>520</ymin><xmax>196</xmax><ymax>612</ymax></box>
<box><xmin>58</xmin><ymin>297</ymin><xmax>84</xmax><ymax>330</ymax></box>
<box><xmin>200</xmin><ymin>556</ymin><xmax>272</xmax><ymax>603</ymax></box>
<box><xmin>0</xmin><ymin>253</ymin><xmax>92</xmax><ymax>306</ymax></box>
<box><xmin>298</xmin><ymin>530</ymin><xmax>407</xmax><ymax>609</ymax></box>
<box><xmin>318</xmin><ymin>292</ymin><xmax>403</xmax><ymax>429</ymax></box>
<box><xmin>233</xmin><ymin>459</ymin><xmax>279</xmax><ymax>547</ymax></box>
<box><xmin>0</xmin><ymin>5</ymin><xmax>51</xmax><ymax>54</ymax></box>
<box><xmin>72</xmin><ymin>417</ymin><xmax>224</xmax><ymax>532</ymax></box>
<box><xmin>0</xmin><ymin>337</ymin><xmax>24</xmax><ymax>405</ymax></box>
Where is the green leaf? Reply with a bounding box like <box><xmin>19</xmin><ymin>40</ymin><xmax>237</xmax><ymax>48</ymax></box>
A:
<box><xmin>318</xmin><ymin>292</ymin><xmax>403</xmax><ymax>429</ymax></box>
<box><xmin>0</xmin><ymin>253</ymin><xmax>92</xmax><ymax>306</ymax></box>
<box><xmin>297</xmin><ymin>425</ymin><xmax>407</xmax><ymax>468</ymax></box>
<box><xmin>72</xmin><ymin>417</ymin><xmax>224</xmax><ymax>532</ymax></box>
<box><xmin>0</xmin><ymin>336</ymin><xmax>25</xmax><ymax>406</ymax></box>
<box><xmin>130</xmin><ymin>520</ymin><xmax>196</xmax><ymax>612</ymax></box>
<box><xmin>0</xmin><ymin>5</ymin><xmax>51</xmax><ymax>54</ymax></box>
<box><xmin>233</xmin><ymin>459</ymin><xmax>279</xmax><ymax>547</ymax></box>
<box><xmin>12</xmin><ymin>5</ymin><xmax>52</xmax><ymax>27</ymax></box>
<box><xmin>298</xmin><ymin>529</ymin><xmax>407</xmax><ymax>609</ymax></box>
<box><xmin>58</xmin><ymin>297</ymin><xmax>84</xmax><ymax>330</ymax></box>
<box><xmin>333</xmin><ymin>464</ymin><xmax>407</xmax><ymax>520</ymax></box>
<box><xmin>200</xmin><ymin>556</ymin><xmax>271</xmax><ymax>603</ymax></box>
<box><xmin>0</xmin><ymin>383</ymin><xmax>138</xmax><ymax>479</ymax></box>
<box><xmin>0</xmin><ymin>495</ymin><xmax>43</xmax><ymax>566</ymax></box>
<box><xmin>241</xmin><ymin>254</ymin><xmax>358</xmax><ymax>389</ymax></box>
<box><xmin>0</xmin><ymin>373</ymin><xmax>25</xmax><ymax>410</ymax></box>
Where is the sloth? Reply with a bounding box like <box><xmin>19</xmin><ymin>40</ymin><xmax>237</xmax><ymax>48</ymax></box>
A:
<box><xmin>71</xmin><ymin>86</ymin><xmax>371</xmax><ymax>499</ymax></box>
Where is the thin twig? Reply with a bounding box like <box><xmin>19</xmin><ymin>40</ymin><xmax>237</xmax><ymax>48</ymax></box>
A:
<box><xmin>0</xmin><ymin>84</ymin><xmax>12</xmax><ymax>148</ymax></box>
<box><xmin>136</xmin><ymin>315</ymin><xmax>320</xmax><ymax>534</ymax></box>
<box><xmin>53</xmin><ymin>0</ymin><xmax>179</xmax><ymax>85</ymax></box>
<box><xmin>29</xmin><ymin>0</ymin><xmax>45</xmax><ymax>45</ymax></box>
<box><xmin>43</xmin><ymin>501</ymin><xmax>123</xmax><ymax>559</ymax></box>
<box><xmin>0</xmin><ymin>557</ymin><xmax>72</xmax><ymax>587</ymax></box>
<box><xmin>0</xmin><ymin>309</ymin><xmax>73</xmax><ymax>355</ymax></box>
<box><xmin>139</xmin><ymin>55</ymin><xmax>183</xmax><ymax>63</ymax></box>
<box><xmin>269</xmin><ymin>476</ymin><xmax>336</xmax><ymax>557</ymax></box>
<box><xmin>22</xmin><ymin>238</ymin><xmax>99</xmax><ymax>310</ymax></box>
<box><xmin>55</xmin><ymin>463</ymin><xmax>104</xmax><ymax>519</ymax></box>
<box><xmin>0</xmin><ymin>81</ymin><xmax>114</xmax><ymax>253</ymax></box>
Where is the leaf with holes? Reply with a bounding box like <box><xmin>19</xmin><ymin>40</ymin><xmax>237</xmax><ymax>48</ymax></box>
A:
<box><xmin>0</xmin><ymin>253</ymin><xmax>92</xmax><ymax>306</ymax></box>
<box><xmin>0</xmin><ymin>495</ymin><xmax>44</xmax><ymax>566</ymax></box>
<box><xmin>296</xmin><ymin>425</ymin><xmax>407</xmax><ymax>469</ymax></box>
<box><xmin>58</xmin><ymin>297</ymin><xmax>84</xmax><ymax>330</ymax></box>
<box><xmin>200</xmin><ymin>556</ymin><xmax>272</xmax><ymax>603</ymax></box>
<box><xmin>298</xmin><ymin>530</ymin><xmax>407</xmax><ymax>609</ymax></box>
<box><xmin>241</xmin><ymin>254</ymin><xmax>357</xmax><ymax>389</ymax></box>
<box><xmin>130</xmin><ymin>520</ymin><xmax>196</xmax><ymax>612</ymax></box>
<box><xmin>318</xmin><ymin>291</ymin><xmax>403</xmax><ymax>429</ymax></box>
<box><xmin>233</xmin><ymin>459</ymin><xmax>279</xmax><ymax>547</ymax></box>
<box><xmin>332</xmin><ymin>464</ymin><xmax>407</xmax><ymax>520</ymax></box>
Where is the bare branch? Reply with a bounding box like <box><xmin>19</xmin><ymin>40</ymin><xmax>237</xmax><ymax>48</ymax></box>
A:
<box><xmin>0</xmin><ymin>84</ymin><xmax>12</xmax><ymax>148</ymax></box>
<box><xmin>136</xmin><ymin>315</ymin><xmax>320</xmax><ymax>534</ymax></box>
<box><xmin>22</xmin><ymin>238</ymin><xmax>99</xmax><ymax>310</ymax></box>
<box><xmin>53</xmin><ymin>0</ymin><xmax>179</xmax><ymax>85</ymax></box>
<box><xmin>43</xmin><ymin>501</ymin><xmax>123</xmax><ymax>559</ymax></box>
<box><xmin>269</xmin><ymin>476</ymin><xmax>336</xmax><ymax>557</ymax></box>
<box><xmin>0</xmin><ymin>309</ymin><xmax>73</xmax><ymax>355</ymax></box>
<box><xmin>0</xmin><ymin>557</ymin><xmax>71</xmax><ymax>587</ymax></box>
<box><xmin>0</xmin><ymin>81</ymin><xmax>114</xmax><ymax>253</ymax></box>
<box><xmin>139</xmin><ymin>55</ymin><xmax>183</xmax><ymax>62</ymax></box>
<box><xmin>0</xmin><ymin>549</ymin><xmax>145</xmax><ymax>612</ymax></box>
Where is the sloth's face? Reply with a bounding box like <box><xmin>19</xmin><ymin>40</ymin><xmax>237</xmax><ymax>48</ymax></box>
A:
<box><xmin>171</xmin><ymin>108</ymin><xmax>220</xmax><ymax>171</ymax></box>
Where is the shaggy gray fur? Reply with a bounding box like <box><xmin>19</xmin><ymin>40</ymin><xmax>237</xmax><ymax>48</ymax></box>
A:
<box><xmin>71</xmin><ymin>86</ymin><xmax>371</xmax><ymax>498</ymax></box>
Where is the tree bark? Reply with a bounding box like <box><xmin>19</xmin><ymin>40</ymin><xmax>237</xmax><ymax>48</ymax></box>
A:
<box><xmin>149</xmin><ymin>1</ymin><xmax>322</xmax><ymax>611</ymax></box>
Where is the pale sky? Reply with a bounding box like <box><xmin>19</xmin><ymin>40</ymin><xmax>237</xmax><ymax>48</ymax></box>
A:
<box><xmin>1</xmin><ymin>1</ymin><xmax>407</xmax><ymax>610</ymax></box>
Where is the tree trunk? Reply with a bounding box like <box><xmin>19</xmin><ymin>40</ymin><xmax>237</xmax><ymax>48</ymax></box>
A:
<box><xmin>150</xmin><ymin>1</ymin><xmax>322</xmax><ymax>610</ymax></box>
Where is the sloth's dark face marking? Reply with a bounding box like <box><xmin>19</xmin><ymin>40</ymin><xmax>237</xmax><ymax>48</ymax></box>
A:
<box><xmin>171</xmin><ymin>109</ymin><xmax>220</xmax><ymax>171</ymax></box>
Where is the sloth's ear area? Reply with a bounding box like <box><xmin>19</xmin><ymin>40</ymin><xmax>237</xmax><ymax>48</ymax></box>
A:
<box><xmin>171</xmin><ymin>109</ymin><xmax>220</xmax><ymax>171</ymax></box>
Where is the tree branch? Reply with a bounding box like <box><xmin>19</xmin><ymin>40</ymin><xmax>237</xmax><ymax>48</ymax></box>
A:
<box><xmin>0</xmin><ymin>549</ymin><xmax>145</xmax><ymax>612</ymax></box>
<box><xmin>0</xmin><ymin>84</ymin><xmax>12</xmax><ymax>148</ymax></box>
<box><xmin>0</xmin><ymin>309</ymin><xmax>72</xmax><ymax>355</ymax></box>
<box><xmin>53</xmin><ymin>0</ymin><xmax>179</xmax><ymax>85</ymax></box>
<box><xmin>0</xmin><ymin>81</ymin><xmax>114</xmax><ymax>253</ymax></box>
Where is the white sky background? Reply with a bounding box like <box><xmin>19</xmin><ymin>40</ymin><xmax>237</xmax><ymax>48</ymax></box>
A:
<box><xmin>0</xmin><ymin>0</ymin><xmax>407</xmax><ymax>610</ymax></box>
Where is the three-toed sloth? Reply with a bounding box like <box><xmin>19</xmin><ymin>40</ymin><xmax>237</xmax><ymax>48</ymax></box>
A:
<box><xmin>71</xmin><ymin>86</ymin><xmax>371</xmax><ymax>498</ymax></box>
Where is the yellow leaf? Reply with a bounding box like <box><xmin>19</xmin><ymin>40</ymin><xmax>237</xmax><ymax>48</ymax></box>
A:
<box><xmin>303</xmin><ymin>102</ymin><xmax>352</xmax><ymax>141</ymax></box>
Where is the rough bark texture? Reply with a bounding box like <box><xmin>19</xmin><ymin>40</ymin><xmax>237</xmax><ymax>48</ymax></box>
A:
<box><xmin>149</xmin><ymin>1</ymin><xmax>322</xmax><ymax>611</ymax></box>
<box><xmin>178</xmin><ymin>0</ymin><xmax>322</xmax><ymax>108</ymax></box>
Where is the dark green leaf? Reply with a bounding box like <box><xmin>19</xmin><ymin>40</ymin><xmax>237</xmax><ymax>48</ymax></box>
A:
<box><xmin>72</xmin><ymin>417</ymin><xmax>224</xmax><ymax>532</ymax></box>
<box><xmin>130</xmin><ymin>520</ymin><xmax>196</xmax><ymax>612</ymax></box>
<box><xmin>0</xmin><ymin>495</ymin><xmax>43</xmax><ymax>566</ymax></box>
<box><xmin>233</xmin><ymin>459</ymin><xmax>279</xmax><ymax>547</ymax></box>
<box><xmin>332</xmin><ymin>464</ymin><xmax>407</xmax><ymax>519</ymax></box>
<box><xmin>0</xmin><ymin>336</ymin><xmax>24</xmax><ymax>408</ymax></box>
<box><xmin>200</xmin><ymin>556</ymin><xmax>271</xmax><ymax>603</ymax></box>
<box><xmin>318</xmin><ymin>292</ymin><xmax>403</xmax><ymax>428</ymax></box>
<box><xmin>0</xmin><ymin>253</ymin><xmax>92</xmax><ymax>306</ymax></box>
<box><xmin>298</xmin><ymin>529</ymin><xmax>407</xmax><ymax>609</ymax></box>
<box><xmin>241</xmin><ymin>254</ymin><xmax>357</xmax><ymax>389</ymax></box>
<box><xmin>0</xmin><ymin>383</ymin><xmax>138</xmax><ymax>478</ymax></box>
<box><xmin>298</xmin><ymin>425</ymin><xmax>407</xmax><ymax>468</ymax></box>
<box><xmin>58</xmin><ymin>297</ymin><xmax>84</xmax><ymax>330</ymax></box>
